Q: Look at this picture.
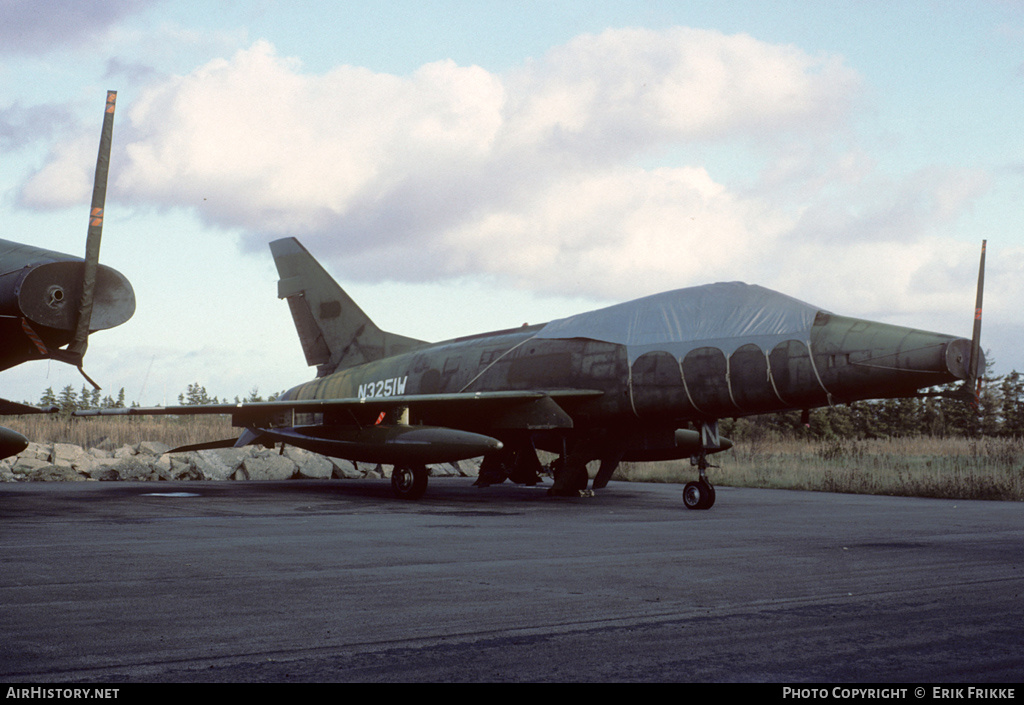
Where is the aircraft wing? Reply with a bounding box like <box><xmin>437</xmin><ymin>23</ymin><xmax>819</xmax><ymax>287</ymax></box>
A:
<box><xmin>0</xmin><ymin>398</ymin><xmax>55</xmax><ymax>459</ymax></box>
<box><xmin>73</xmin><ymin>389</ymin><xmax>604</xmax><ymax>429</ymax></box>
<box><xmin>0</xmin><ymin>398</ymin><xmax>57</xmax><ymax>416</ymax></box>
<box><xmin>74</xmin><ymin>389</ymin><xmax>605</xmax><ymax>465</ymax></box>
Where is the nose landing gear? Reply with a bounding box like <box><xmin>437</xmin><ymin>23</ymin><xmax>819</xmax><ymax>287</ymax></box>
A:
<box><xmin>684</xmin><ymin>421</ymin><xmax>719</xmax><ymax>510</ymax></box>
<box><xmin>683</xmin><ymin>477</ymin><xmax>716</xmax><ymax>510</ymax></box>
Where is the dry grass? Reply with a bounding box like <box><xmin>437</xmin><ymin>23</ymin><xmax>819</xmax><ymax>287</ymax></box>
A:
<box><xmin>7</xmin><ymin>415</ymin><xmax>1024</xmax><ymax>500</ymax></box>
<box><xmin>616</xmin><ymin>435</ymin><xmax>1024</xmax><ymax>501</ymax></box>
<box><xmin>8</xmin><ymin>414</ymin><xmax>234</xmax><ymax>450</ymax></box>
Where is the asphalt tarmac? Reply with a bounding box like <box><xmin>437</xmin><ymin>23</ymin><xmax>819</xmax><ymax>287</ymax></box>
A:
<box><xmin>1</xmin><ymin>478</ymin><xmax>1022</xmax><ymax>683</ymax></box>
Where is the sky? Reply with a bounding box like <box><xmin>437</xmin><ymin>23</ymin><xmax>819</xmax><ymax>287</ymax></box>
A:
<box><xmin>1</xmin><ymin>0</ymin><xmax>1023</xmax><ymax>406</ymax></box>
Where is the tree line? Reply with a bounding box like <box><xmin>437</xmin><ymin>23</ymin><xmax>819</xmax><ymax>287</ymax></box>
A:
<box><xmin>35</xmin><ymin>382</ymin><xmax>284</xmax><ymax>415</ymax></box>
<box><xmin>727</xmin><ymin>370</ymin><xmax>1024</xmax><ymax>441</ymax></box>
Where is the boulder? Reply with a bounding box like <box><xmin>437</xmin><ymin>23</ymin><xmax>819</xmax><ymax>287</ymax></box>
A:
<box><xmin>85</xmin><ymin>457</ymin><xmax>122</xmax><ymax>481</ymax></box>
<box><xmin>137</xmin><ymin>441</ymin><xmax>171</xmax><ymax>456</ymax></box>
<box><xmin>113</xmin><ymin>444</ymin><xmax>137</xmax><ymax>459</ymax></box>
<box><xmin>111</xmin><ymin>455</ymin><xmax>159</xmax><ymax>481</ymax></box>
<box><xmin>25</xmin><ymin>464</ymin><xmax>88</xmax><ymax>482</ymax></box>
<box><xmin>4</xmin><ymin>438</ymin><xmax>492</xmax><ymax>485</ymax></box>
<box><xmin>52</xmin><ymin>443</ymin><xmax>98</xmax><ymax>475</ymax></box>
<box><xmin>192</xmin><ymin>448</ymin><xmax>247</xmax><ymax>481</ymax></box>
<box><xmin>10</xmin><ymin>456</ymin><xmax>53</xmax><ymax>477</ymax></box>
<box><xmin>282</xmin><ymin>446</ymin><xmax>334</xmax><ymax>479</ymax></box>
<box><xmin>331</xmin><ymin>458</ymin><xmax>363</xmax><ymax>479</ymax></box>
<box><xmin>20</xmin><ymin>442</ymin><xmax>51</xmax><ymax>462</ymax></box>
<box><xmin>241</xmin><ymin>454</ymin><xmax>297</xmax><ymax>481</ymax></box>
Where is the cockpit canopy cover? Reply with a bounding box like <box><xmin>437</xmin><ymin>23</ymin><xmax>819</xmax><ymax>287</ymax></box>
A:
<box><xmin>535</xmin><ymin>281</ymin><xmax>825</xmax><ymax>363</ymax></box>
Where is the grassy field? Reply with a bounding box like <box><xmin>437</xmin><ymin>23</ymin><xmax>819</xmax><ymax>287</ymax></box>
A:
<box><xmin>617</xmin><ymin>435</ymin><xmax>1024</xmax><ymax>502</ymax></box>
<box><xmin>9</xmin><ymin>415</ymin><xmax>1024</xmax><ymax>501</ymax></box>
<box><xmin>12</xmin><ymin>414</ymin><xmax>234</xmax><ymax>451</ymax></box>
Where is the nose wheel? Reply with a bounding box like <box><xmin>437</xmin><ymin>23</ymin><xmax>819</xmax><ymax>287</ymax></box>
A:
<box><xmin>682</xmin><ymin>479</ymin><xmax>716</xmax><ymax>510</ymax></box>
<box><xmin>684</xmin><ymin>441</ymin><xmax>717</xmax><ymax>510</ymax></box>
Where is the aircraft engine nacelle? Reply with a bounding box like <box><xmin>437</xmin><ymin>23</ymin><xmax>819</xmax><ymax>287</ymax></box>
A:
<box><xmin>0</xmin><ymin>255</ymin><xmax>135</xmax><ymax>332</ymax></box>
<box><xmin>0</xmin><ymin>240</ymin><xmax>136</xmax><ymax>371</ymax></box>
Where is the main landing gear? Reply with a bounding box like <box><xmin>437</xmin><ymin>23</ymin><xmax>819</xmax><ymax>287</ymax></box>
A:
<box><xmin>391</xmin><ymin>464</ymin><xmax>428</xmax><ymax>500</ymax></box>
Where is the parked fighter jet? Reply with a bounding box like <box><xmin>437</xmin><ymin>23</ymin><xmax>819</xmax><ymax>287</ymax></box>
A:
<box><xmin>77</xmin><ymin>236</ymin><xmax>985</xmax><ymax>509</ymax></box>
<box><xmin>0</xmin><ymin>92</ymin><xmax>135</xmax><ymax>459</ymax></box>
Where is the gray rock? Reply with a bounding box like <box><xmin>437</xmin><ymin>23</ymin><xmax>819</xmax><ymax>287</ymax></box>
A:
<box><xmin>86</xmin><ymin>458</ymin><xmax>121</xmax><ymax>481</ymax></box>
<box><xmin>111</xmin><ymin>456</ymin><xmax>158</xmax><ymax>481</ymax></box>
<box><xmin>25</xmin><ymin>464</ymin><xmax>87</xmax><ymax>482</ymax></box>
<box><xmin>168</xmin><ymin>457</ymin><xmax>203</xmax><ymax>481</ymax></box>
<box><xmin>52</xmin><ymin>443</ymin><xmax>95</xmax><ymax>473</ymax></box>
<box><xmin>20</xmin><ymin>442</ymin><xmax>51</xmax><ymax>461</ymax></box>
<box><xmin>241</xmin><ymin>454</ymin><xmax>297</xmax><ymax>481</ymax></box>
<box><xmin>429</xmin><ymin>462</ymin><xmax>460</xmax><ymax>477</ymax></box>
<box><xmin>113</xmin><ymin>444</ymin><xmax>137</xmax><ymax>459</ymax></box>
<box><xmin>283</xmin><ymin>446</ymin><xmax>333</xmax><ymax>479</ymax></box>
<box><xmin>137</xmin><ymin>441</ymin><xmax>171</xmax><ymax>456</ymax></box>
<box><xmin>11</xmin><ymin>456</ymin><xmax>53</xmax><ymax>476</ymax></box>
<box><xmin>331</xmin><ymin>458</ymin><xmax>363</xmax><ymax>479</ymax></box>
<box><xmin>192</xmin><ymin>448</ymin><xmax>247</xmax><ymax>481</ymax></box>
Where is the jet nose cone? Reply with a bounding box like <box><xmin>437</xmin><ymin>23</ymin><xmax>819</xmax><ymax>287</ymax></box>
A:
<box><xmin>945</xmin><ymin>338</ymin><xmax>983</xmax><ymax>381</ymax></box>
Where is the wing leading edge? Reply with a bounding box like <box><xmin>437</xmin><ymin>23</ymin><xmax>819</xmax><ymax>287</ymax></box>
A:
<box><xmin>74</xmin><ymin>389</ymin><xmax>602</xmax><ymax>423</ymax></box>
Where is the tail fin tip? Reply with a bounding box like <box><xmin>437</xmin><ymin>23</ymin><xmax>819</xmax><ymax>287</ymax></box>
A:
<box><xmin>269</xmin><ymin>237</ymin><xmax>425</xmax><ymax>376</ymax></box>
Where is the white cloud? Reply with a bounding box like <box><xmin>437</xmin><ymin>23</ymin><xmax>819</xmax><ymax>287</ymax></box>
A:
<box><xmin>17</xmin><ymin>26</ymin><xmax>990</xmax><ymax>321</ymax></box>
<box><xmin>501</xmin><ymin>27</ymin><xmax>859</xmax><ymax>152</ymax></box>
<box><xmin>17</xmin><ymin>131</ymin><xmax>97</xmax><ymax>208</ymax></box>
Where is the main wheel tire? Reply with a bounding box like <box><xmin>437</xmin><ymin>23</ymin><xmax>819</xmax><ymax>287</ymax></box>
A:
<box><xmin>391</xmin><ymin>464</ymin><xmax>428</xmax><ymax>500</ymax></box>
<box><xmin>548</xmin><ymin>458</ymin><xmax>591</xmax><ymax>496</ymax></box>
<box><xmin>682</xmin><ymin>480</ymin><xmax>715</xmax><ymax>510</ymax></box>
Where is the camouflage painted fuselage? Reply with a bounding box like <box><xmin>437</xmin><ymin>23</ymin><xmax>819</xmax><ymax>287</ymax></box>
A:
<box><xmin>281</xmin><ymin>291</ymin><xmax>973</xmax><ymax>460</ymax></box>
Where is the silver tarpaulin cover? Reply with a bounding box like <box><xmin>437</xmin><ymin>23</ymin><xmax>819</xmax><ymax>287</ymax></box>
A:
<box><xmin>534</xmin><ymin>281</ymin><xmax>825</xmax><ymax>362</ymax></box>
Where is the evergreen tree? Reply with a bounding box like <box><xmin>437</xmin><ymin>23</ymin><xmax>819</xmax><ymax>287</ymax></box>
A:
<box><xmin>57</xmin><ymin>385</ymin><xmax>79</xmax><ymax>414</ymax></box>
<box><xmin>39</xmin><ymin>387</ymin><xmax>57</xmax><ymax>408</ymax></box>
<box><xmin>179</xmin><ymin>382</ymin><xmax>218</xmax><ymax>405</ymax></box>
<box><xmin>998</xmin><ymin>371</ymin><xmax>1024</xmax><ymax>437</ymax></box>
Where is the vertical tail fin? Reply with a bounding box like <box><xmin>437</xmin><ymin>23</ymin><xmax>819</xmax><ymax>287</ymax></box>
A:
<box><xmin>270</xmin><ymin>238</ymin><xmax>425</xmax><ymax>376</ymax></box>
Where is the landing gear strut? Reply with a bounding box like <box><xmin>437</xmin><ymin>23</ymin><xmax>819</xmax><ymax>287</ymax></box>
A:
<box><xmin>683</xmin><ymin>453</ymin><xmax>716</xmax><ymax>509</ymax></box>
